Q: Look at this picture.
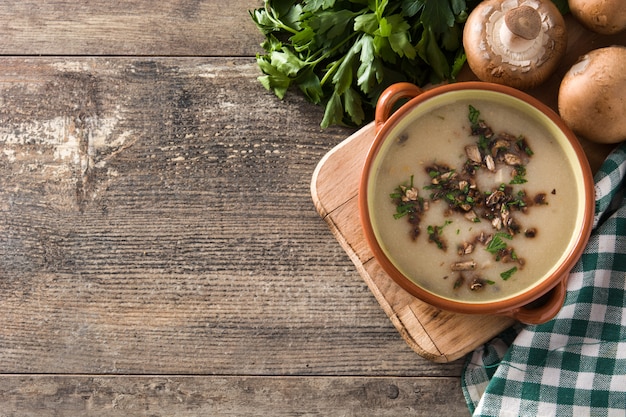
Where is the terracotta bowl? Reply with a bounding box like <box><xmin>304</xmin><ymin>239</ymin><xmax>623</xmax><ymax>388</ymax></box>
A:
<box><xmin>359</xmin><ymin>82</ymin><xmax>594</xmax><ymax>324</ymax></box>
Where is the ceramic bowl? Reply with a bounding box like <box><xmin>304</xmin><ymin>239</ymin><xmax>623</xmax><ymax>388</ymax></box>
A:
<box><xmin>359</xmin><ymin>81</ymin><xmax>594</xmax><ymax>324</ymax></box>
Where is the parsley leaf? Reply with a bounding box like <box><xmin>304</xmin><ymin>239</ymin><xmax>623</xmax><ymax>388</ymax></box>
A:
<box><xmin>485</xmin><ymin>232</ymin><xmax>512</xmax><ymax>254</ymax></box>
<box><xmin>510</xmin><ymin>165</ymin><xmax>528</xmax><ymax>185</ymax></box>
<box><xmin>420</xmin><ymin>0</ymin><xmax>456</xmax><ymax>36</ymax></box>
<box><xmin>468</xmin><ymin>104</ymin><xmax>480</xmax><ymax>126</ymax></box>
<box><xmin>500</xmin><ymin>267</ymin><xmax>518</xmax><ymax>280</ymax></box>
<box><xmin>250</xmin><ymin>0</ymin><xmax>473</xmax><ymax>128</ymax></box>
<box><xmin>251</xmin><ymin>0</ymin><xmax>567</xmax><ymax>128</ymax></box>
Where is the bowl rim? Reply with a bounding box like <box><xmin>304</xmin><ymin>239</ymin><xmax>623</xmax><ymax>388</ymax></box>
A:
<box><xmin>358</xmin><ymin>81</ymin><xmax>595</xmax><ymax>315</ymax></box>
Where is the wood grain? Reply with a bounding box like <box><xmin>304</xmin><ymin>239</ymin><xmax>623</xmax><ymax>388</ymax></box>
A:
<box><xmin>0</xmin><ymin>1</ymin><xmax>472</xmax><ymax>414</ymax></box>
<box><xmin>0</xmin><ymin>1</ymin><xmax>622</xmax><ymax>415</ymax></box>
<box><xmin>0</xmin><ymin>0</ymin><xmax>265</xmax><ymax>56</ymax></box>
<box><xmin>0</xmin><ymin>375</ymin><xmax>469</xmax><ymax>416</ymax></box>
<box><xmin>0</xmin><ymin>57</ymin><xmax>466</xmax><ymax>379</ymax></box>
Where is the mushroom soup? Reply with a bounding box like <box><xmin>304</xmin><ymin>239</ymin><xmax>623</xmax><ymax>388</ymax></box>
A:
<box><xmin>368</xmin><ymin>95</ymin><xmax>582</xmax><ymax>303</ymax></box>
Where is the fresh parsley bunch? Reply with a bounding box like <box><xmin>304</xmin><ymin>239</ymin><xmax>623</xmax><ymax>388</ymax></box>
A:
<box><xmin>250</xmin><ymin>0</ymin><xmax>479</xmax><ymax>128</ymax></box>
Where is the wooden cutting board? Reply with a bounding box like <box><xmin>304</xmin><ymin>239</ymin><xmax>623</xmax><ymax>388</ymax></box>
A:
<box><xmin>311</xmin><ymin>123</ymin><xmax>516</xmax><ymax>363</ymax></box>
<box><xmin>310</xmin><ymin>16</ymin><xmax>623</xmax><ymax>363</ymax></box>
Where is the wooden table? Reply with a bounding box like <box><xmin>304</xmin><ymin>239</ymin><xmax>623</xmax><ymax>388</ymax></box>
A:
<box><xmin>0</xmin><ymin>2</ymin><xmax>623</xmax><ymax>415</ymax></box>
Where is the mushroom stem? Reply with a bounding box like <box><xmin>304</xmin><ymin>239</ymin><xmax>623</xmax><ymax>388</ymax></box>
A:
<box><xmin>505</xmin><ymin>6</ymin><xmax>542</xmax><ymax>40</ymax></box>
<box><xmin>499</xmin><ymin>6</ymin><xmax>543</xmax><ymax>53</ymax></box>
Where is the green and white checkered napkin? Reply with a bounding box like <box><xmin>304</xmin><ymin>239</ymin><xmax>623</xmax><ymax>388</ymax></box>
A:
<box><xmin>462</xmin><ymin>142</ymin><xmax>626</xmax><ymax>417</ymax></box>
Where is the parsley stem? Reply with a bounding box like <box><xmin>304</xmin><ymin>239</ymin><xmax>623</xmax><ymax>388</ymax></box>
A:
<box><xmin>264</xmin><ymin>2</ymin><xmax>298</xmax><ymax>35</ymax></box>
<box><xmin>319</xmin><ymin>55</ymin><xmax>346</xmax><ymax>88</ymax></box>
<box><xmin>311</xmin><ymin>31</ymin><xmax>360</xmax><ymax>67</ymax></box>
<box><xmin>375</xmin><ymin>0</ymin><xmax>385</xmax><ymax>20</ymax></box>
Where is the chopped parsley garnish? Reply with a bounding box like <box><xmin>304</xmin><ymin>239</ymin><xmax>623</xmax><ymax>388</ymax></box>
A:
<box><xmin>387</xmin><ymin>104</ymin><xmax>553</xmax><ymax>292</ymax></box>
<box><xmin>427</xmin><ymin>220</ymin><xmax>452</xmax><ymax>251</ymax></box>
<box><xmin>468</xmin><ymin>105</ymin><xmax>480</xmax><ymax>127</ymax></box>
<box><xmin>485</xmin><ymin>232</ymin><xmax>513</xmax><ymax>254</ymax></box>
<box><xmin>390</xmin><ymin>176</ymin><xmax>420</xmax><ymax>219</ymax></box>
<box><xmin>510</xmin><ymin>165</ymin><xmax>528</xmax><ymax>184</ymax></box>
<box><xmin>517</xmin><ymin>137</ymin><xmax>534</xmax><ymax>156</ymax></box>
<box><xmin>500</xmin><ymin>267</ymin><xmax>518</xmax><ymax>280</ymax></box>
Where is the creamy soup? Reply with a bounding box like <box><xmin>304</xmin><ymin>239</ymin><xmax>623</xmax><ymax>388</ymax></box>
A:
<box><xmin>368</xmin><ymin>93</ymin><xmax>583</xmax><ymax>303</ymax></box>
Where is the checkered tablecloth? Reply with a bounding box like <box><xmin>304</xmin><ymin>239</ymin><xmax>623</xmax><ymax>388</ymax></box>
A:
<box><xmin>462</xmin><ymin>142</ymin><xmax>626</xmax><ymax>417</ymax></box>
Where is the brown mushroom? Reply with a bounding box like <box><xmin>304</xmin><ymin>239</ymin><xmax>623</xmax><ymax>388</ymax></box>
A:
<box><xmin>569</xmin><ymin>0</ymin><xmax>626</xmax><ymax>35</ymax></box>
<box><xmin>463</xmin><ymin>0</ymin><xmax>567</xmax><ymax>90</ymax></box>
<box><xmin>558</xmin><ymin>46</ymin><xmax>626</xmax><ymax>144</ymax></box>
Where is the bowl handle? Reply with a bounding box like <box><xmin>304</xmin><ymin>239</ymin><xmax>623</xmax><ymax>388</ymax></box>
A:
<box><xmin>508</xmin><ymin>279</ymin><xmax>567</xmax><ymax>325</ymax></box>
<box><xmin>375</xmin><ymin>82</ymin><xmax>423</xmax><ymax>133</ymax></box>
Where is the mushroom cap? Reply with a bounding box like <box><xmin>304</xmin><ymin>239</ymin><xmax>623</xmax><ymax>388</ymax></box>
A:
<box><xmin>558</xmin><ymin>46</ymin><xmax>626</xmax><ymax>144</ymax></box>
<box><xmin>463</xmin><ymin>0</ymin><xmax>567</xmax><ymax>90</ymax></box>
<box><xmin>569</xmin><ymin>0</ymin><xmax>626</xmax><ymax>35</ymax></box>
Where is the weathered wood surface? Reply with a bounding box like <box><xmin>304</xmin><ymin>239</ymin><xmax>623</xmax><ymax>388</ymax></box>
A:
<box><xmin>0</xmin><ymin>56</ymin><xmax>467</xmax><ymax>413</ymax></box>
<box><xmin>0</xmin><ymin>375</ymin><xmax>469</xmax><ymax>416</ymax></box>
<box><xmin>0</xmin><ymin>0</ymin><xmax>265</xmax><ymax>56</ymax></box>
<box><xmin>0</xmin><ymin>57</ymin><xmax>462</xmax><ymax>374</ymax></box>
<box><xmin>0</xmin><ymin>1</ymin><xmax>622</xmax><ymax>415</ymax></box>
